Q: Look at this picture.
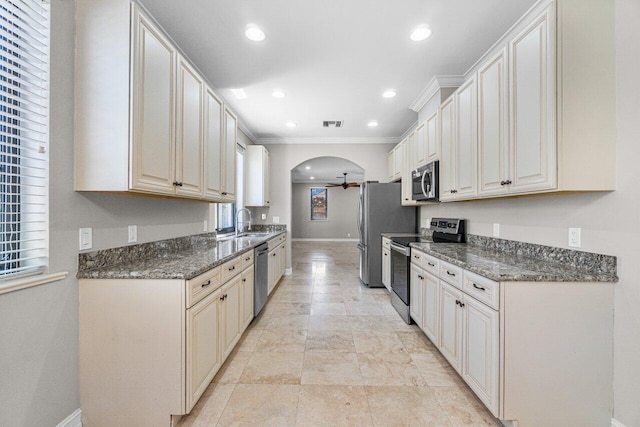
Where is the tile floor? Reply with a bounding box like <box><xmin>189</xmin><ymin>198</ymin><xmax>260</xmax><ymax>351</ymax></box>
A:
<box><xmin>179</xmin><ymin>241</ymin><xmax>501</xmax><ymax>426</ymax></box>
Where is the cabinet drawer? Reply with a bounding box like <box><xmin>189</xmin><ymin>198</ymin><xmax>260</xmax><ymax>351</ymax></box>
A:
<box><xmin>463</xmin><ymin>271</ymin><xmax>499</xmax><ymax>310</ymax></box>
<box><xmin>221</xmin><ymin>256</ymin><xmax>242</xmax><ymax>282</ymax></box>
<box><xmin>439</xmin><ymin>261</ymin><xmax>462</xmax><ymax>289</ymax></box>
<box><xmin>422</xmin><ymin>254</ymin><xmax>440</xmax><ymax>276</ymax></box>
<box><xmin>241</xmin><ymin>250</ymin><xmax>254</xmax><ymax>270</ymax></box>
<box><xmin>411</xmin><ymin>249</ymin><xmax>424</xmax><ymax>266</ymax></box>
<box><xmin>186</xmin><ymin>266</ymin><xmax>221</xmax><ymax>308</ymax></box>
<box><xmin>268</xmin><ymin>237</ymin><xmax>279</xmax><ymax>251</ymax></box>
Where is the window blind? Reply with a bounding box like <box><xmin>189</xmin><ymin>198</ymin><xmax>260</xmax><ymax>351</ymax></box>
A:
<box><xmin>0</xmin><ymin>0</ymin><xmax>49</xmax><ymax>278</ymax></box>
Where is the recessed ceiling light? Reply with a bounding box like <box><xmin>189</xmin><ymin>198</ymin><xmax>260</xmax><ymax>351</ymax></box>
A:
<box><xmin>305</xmin><ymin>166</ymin><xmax>311</xmax><ymax>170</ymax></box>
<box><xmin>286</xmin><ymin>121</ymin><xmax>297</xmax><ymax>128</ymax></box>
<box><xmin>382</xmin><ymin>89</ymin><xmax>397</xmax><ymax>98</ymax></box>
<box><xmin>410</xmin><ymin>25</ymin><xmax>432</xmax><ymax>41</ymax></box>
<box><xmin>272</xmin><ymin>89</ymin><xmax>286</xmax><ymax>98</ymax></box>
<box><xmin>230</xmin><ymin>88</ymin><xmax>248</xmax><ymax>99</ymax></box>
<box><xmin>368</xmin><ymin>121</ymin><xmax>378</xmax><ymax>127</ymax></box>
<box><xmin>245</xmin><ymin>25</ymin><xmax>266</xmax><ymax>42</ymax></box>
<box><xmin>310</xmin><ymin>176</ymin><xmax>315</xmax><ymax>180</ymax></box>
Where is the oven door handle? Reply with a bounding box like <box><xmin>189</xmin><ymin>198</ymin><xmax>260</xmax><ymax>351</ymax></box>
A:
<box><xmin>390</xmin><ymin>243</ymin><xmax>410</xmax><ymax>256</ymax></box>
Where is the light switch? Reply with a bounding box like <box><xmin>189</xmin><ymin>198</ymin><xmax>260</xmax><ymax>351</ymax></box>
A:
<box><xmin>203</xmin><ymin>220</ymin><xmax>208</xmax><ymax>232</ymax></box>
<box><xmin>493</xmin><ymin>223</ymin><xmax>500</xmax><ymax>237</ymax></box>
<box><xmin>79</xmin><ymin>228</ymin><xmax>92</xmax><ymax>250</ymax></box>
<box><xmin>273</xmin><ymin>216</ymin><xmax>280</xmax><ymax>224</ymax></box>
<box><xmin>261</xmin><ymin>214</ymin><xmax>267</xmax><ymax>220</ymax></box>
<box><xmin>128</xmin><ymin>225</ymin><xmax>138</xmax><ymax>243</ymax></box>
<box><xmin>568</xmin><ymin>228</ymin><xmax>581</xmax><ymax>248</ymax></box>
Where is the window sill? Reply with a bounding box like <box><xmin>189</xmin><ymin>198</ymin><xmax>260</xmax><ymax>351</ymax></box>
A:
<box><xmin>0</xmin><ymin>271</ymin><xmax>69</xmax><ymax>296</ymax></box>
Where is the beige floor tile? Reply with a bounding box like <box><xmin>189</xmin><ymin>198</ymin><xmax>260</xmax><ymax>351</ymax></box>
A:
<box><xmin>344</xmin><ymin>302</ymin><xmax>384</xmax><ymax>316</ymax></box>
<box><xmin>342</xmin><ymin>293</ymin><xmax>377</xmax><ymax>304</ymax></box>
<box><xmin>385</xmin><ymin>314</ymin><xmax>422</xmax><ymax>331</ymax></box>
<box><xmin>348</xmin><ymin>315</ymin><xmax>395</xmax><ymax>332</ymax></box>
<box><xmin>397</xmin><ymin>330</ymin><xmax>436</xmax><ymax>353</ymax></box>
<box><xmin>305</xmin><ymin>330</ymin><xmax>355</xmax><ymax>353</ymax></box>
<box><xmin>312</xmin><ymin>284</ymin><xmax>342</xmax><ymax>294</ymax></box>
<box><xmin>217</xmin><ymin>383</ymin><xmax>300</xmax><ymax>426</ymax></box>
<box><xmin>267</xmin><ymin>315</ymin><xmax>310</xmax><ymax>330</ymax></box>
<box><xmin>357</xmin><ymin>353</ymin><xmax>427</xmax><ymax>387</ymax></box>
<box><xmin>296</xmin><ymin>385</ymin><xmax>373</xmax><ymax>426</ymax></box>
<box><xmin>310</xmin><ymin>302</ymin><xmax>347</xmax><ymax>316</ymax></box>
<box><xmin>234</xmin><ymin>327</ymin><xmax>264</xmax><ymax>352</ymax></box>
<box><xmin>213</xmin><ymin>351</ymin><xmax>252</xmax><ymax>384</ymax></box>
<box><xmin>239</xmin><ymin>352</ymin><xmax>304</xmax><ymax>384</ymax></box>
<box><xmin>411</xmin><ymin>353</ymin><xmax>460</xmax><ymax>387</ymax></box>
<box><xmin>365</xmin><ymin>385</ymin><xmax>452</xmax><ymax>427</ymax></box>
<box><xmin>433</xmin><ymin>386</ymin><xmax>501</xmax><ymax>426</ymax></box>
<box><xmin>277</xmin><ymin>292</ymin><xmax>314</xmax><ymax>303</ymax></box>
<box><xmin>256</xmin><ymin>329</ymin><xmax>307</xmax><ymax>353</ymax></box>
<box><xmin>311</xmin><ymin>293</ymin><xmax>345</xmax><ymax>303</ymax></box>
<box><xmin>301</xmin><ymin>352</ymin><xmax>363</xmax><ymax>386</ymax></box>
<box><xmin>308</xmin><ymin>315</ymin><xmax>352</xmax><ymax>331</ymax></box>
<box><xmin>270</xmin><ymin>302</ymin><xmax>312</xmax><ymax>316</ymax></box>
<box><xmin>352</xmin><ymin>330</ymin><xmax>406</xmax><ymax>354</ymax></box>
<box><xmin>178</xmin><ymin>382</ymin><xmax>235</xmax><ymax>426</ymax></box>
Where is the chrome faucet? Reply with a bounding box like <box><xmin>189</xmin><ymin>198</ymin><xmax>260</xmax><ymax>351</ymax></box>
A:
<box><xmin>236</xmin><ymin>208</ymin><xmax>252</xmax><ymax>236</ymax></box>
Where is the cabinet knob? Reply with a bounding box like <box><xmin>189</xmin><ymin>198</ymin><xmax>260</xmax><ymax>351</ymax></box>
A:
<box><xmin>242</xmin><ymin>278</ymin><xmax>246</xmax><ymax>282</ymax></box>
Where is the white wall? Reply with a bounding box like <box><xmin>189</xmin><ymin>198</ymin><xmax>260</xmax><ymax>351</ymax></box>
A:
<box><xmin>291</xmin><ymin>183</ymin><xmax>359</xmax><ymax>239</ymax></box>
<box><xmin>416</xmin><ymin>2</ymin><xmax>640</xmax><ymax>423</ymax></box>
<box><xmin>0</xmin><ymin>1</ymin><xmax>210</xmax><ymax>424</ymax></box>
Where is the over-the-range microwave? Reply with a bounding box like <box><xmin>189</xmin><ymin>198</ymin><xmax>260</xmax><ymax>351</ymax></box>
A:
<box><xmin>411</xmin><ymin>160</ymin><xmax>439</xmax><ymax>201</ymax></box>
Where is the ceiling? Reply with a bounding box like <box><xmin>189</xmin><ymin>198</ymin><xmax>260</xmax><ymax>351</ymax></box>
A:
<box><xmin>291</xmin><ymin>157</ymin><xmax>364</xmax><ymax>184</ymax></box>
<box><xmin>139</xmin><ymin>0</ymin><xmax>537</xmax><ymax>143</ymax></box>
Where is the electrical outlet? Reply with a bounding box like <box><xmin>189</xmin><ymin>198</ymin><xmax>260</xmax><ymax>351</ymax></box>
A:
<box><xmin>261</xmin><ymin>214</ymin><xmax>267</xmax><ymax>220</ymax></box>
<box><xmin>203</xmin><ymin>220</ymin><xmax>208</xmax><ymax>232</ymax></box>
<box><xmin>273</xmin><ymin>216</ymin><xmax>280</xmax><ymax>224</ymax></box>
<box><xmin>493</xmin><ymin>223</ymin><xmax>500</xmax><ymax>237</ymax></box>
<box><xmin>79</xmin><ymin>228</ymin><xmax>92</xmax><ymax>250</ymax></box>
<box><xmin>128</xmin><ymin>225</ymin><xmax>138</xmax><ymax>243</ymax></box>
<box><xmin>347</xmin><ymin>233</ymin><xmax>351</xmax><ymax>237</ymax></box>
<box><xmin>568</xmin><ymin>228</ymin><xmax>581</xmax><ymax>248</ymax></box>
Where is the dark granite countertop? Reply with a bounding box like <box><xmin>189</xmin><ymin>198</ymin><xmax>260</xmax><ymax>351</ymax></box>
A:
<box><xmin>409</xmin><ymin>239</ymin><xmax>617</xmax><ymax>283</ymax></box>
<box><xmin>77</xmin><ymin>230</ymin><xmax>286</xmax><ymax>281</ymax></box>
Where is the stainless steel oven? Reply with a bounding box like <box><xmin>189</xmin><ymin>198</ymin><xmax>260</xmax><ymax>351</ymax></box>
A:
<box><xmin>412</xmin><ymin>161</ymin><xmax>439</xmax><ymax>201</ymax></box>
<box><xmin>390</xmin><ymin>241</ymin><xmax>412</xmax><ymax>324</ymax></box>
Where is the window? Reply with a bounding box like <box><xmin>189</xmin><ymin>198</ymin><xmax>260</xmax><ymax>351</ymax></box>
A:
<box><xmin>310</xmin><ymin>188</ymin><xmax>327</xmax><ymax>221</ymax></box>
<box><xmin>0</xmin><ymin>0</ymin><xmax>50</xmax><ymax>279</ymax></box>
<box><xmin>215</xmin><ymin>144</ymin><xmax>244</xmax><ymax>233</ymax></box>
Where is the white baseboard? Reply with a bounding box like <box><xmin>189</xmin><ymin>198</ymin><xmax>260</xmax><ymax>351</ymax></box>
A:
<box><xmin>291</xmin><ymin>238</ymin><xmax>359</xmax><ymax>242</ymax></box>
<box><xmin>284</xmin><ymin>268</ymin><xmax>292</xmax><ymax>275</ymax></box>
<box><xmin>57</xmin><ymin>409</ymin><xmax>82</xmax><ymax>427</ymax></box>
<box><xmin>612</xmin><ymin>419</ymin><xmax>626</xmax><ymax>427</ymax></box>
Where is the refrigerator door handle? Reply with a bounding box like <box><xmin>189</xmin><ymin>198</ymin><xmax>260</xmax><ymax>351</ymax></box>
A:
<box><xmin>357</xmin><ymin>196</ymin><xmax>363</xmax><ymax>242</ymax></box>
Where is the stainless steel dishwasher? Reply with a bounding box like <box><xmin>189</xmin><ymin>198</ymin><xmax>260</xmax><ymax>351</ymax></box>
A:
<box><xmin>254</xmin><ymin>242</ymin><xmax>269</xmax><ymax>317</ymax></box>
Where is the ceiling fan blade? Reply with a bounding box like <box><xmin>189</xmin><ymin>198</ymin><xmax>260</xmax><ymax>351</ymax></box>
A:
<box><xmin>325</xmin><ymin>183</ymin><xmax>341</xmax><ymax>187</ymax></box>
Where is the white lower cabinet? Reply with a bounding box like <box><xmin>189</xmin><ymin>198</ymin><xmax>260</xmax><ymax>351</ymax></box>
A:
<box><xmin>409</xmin><ymin>263</ymin><xmax>424</xmax><ymax>329</ymax></box>
<box><xmin>422</xmin><ymin>271</ymin><xmax>439</xmax><ymax>346</ymax></box>
<box><xmin>267</xmin><ymin>234</ymin><xmax>287</xmax><ymax>295</ymax></box>
<box><xmin>241</xmin><ymin>265</ymin><xmax>254</xmax><ymax>330</ymax></box>
<box><xmin>221</xmin><ymin>275</ymin><xmax>241</xmax><ymax>359</ymax></box>
<box><xmin>382</xmin><ymin>247</ymin><xmax>391</xmax><ymax>290</ymax></box>
<box><xmin>439</xmin><ymin>280</ymin><xmax>464</xmax><ymax>372</ymax></box>
<box><xmin>462</xmin><ymin>294</ymin><xmax>499</xmax><ymax>415</ymax></box>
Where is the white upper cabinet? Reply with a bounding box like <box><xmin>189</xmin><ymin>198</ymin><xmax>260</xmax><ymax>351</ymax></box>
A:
<box><xmin>129</xmin><ymin>9</ymin><xmax>176</xmax><ymax>195</ymax></box>
<box><xmin>439</xmin><ymin>96</ymin><xmax>456</xmax><ymax>201</ymax></box>
<box><xmin>245</xmin><ymin>145</ymin><xmax>271</xmax><ymax>207</ymax></box>
<box><xmin>454</xmin><ymin>77</ymin><xmax>478</xmax><ymax>199</ymax></box>
<box><xmin>393</xmin><ymin>143</ymin><xmax>403</xmax><ymax>181</ymax></box>
<box><xmin>478</xmin><ymin>48</ymin><xmax>509</xmax><ymax>197</ymax></box>
<box><xmin>508</xmin><ymin>2</ymin><xmax>556</xmax><ymax>193</ymax></box>
<box><xmin>415</xmin><ymin>123</ymin><xmax>427</xmax><ymax>168</ymax></box>
<box><xmin>204</xmin><ymin>87</ymin><xmax>223</xmax><ymax>200</ymax></box>
<box><xmin>425</xmin><ymin>110</ymin><xmax>439</xmax><ymax>163</ymax></box>
<box><xmin>402</xmin><ymin>133</ymin><xmax>418</xmax><ymax>206</ymax></box>
<box><xmin>387</xmin><ymin>150</ymin><xmax>394</xmax><ymax>182</ymax></box>
<box><xmin>175</xmin><ymin>57</ymin><xmax>204</xmax><ymax>198</ymax></box>
<box><xmin>221</xmin><ymin>108</ymin><xmax>237</xmax><ymax>201</ymax></box>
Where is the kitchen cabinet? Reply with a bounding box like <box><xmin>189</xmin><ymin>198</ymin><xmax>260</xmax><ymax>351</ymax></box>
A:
<box><xmin>245</xmin><ymin>145</ymin><xmax>271</xmax><ymax>207</ymax></box>
<box><xmin>439</xmin><ymin>280</ymin><xmax>464</xmax><ymax>373</ymax></box>
<box><xmin>415</xmin><ymin>123</ymin><xmax>427</xmax><ymax>168</ymax></box>
<box><xmin>267</xmin><ymin>234</ymin><xmax>287</xmax><ymax>295</ymax></box>
<box><xmin>74</xmin><ymin>1</ymin><xmax>236</xmax><ymax>203</ymax></box>
<box><xmin>387</xmin><ymin>143</ymin><xmax>403</xmax><ymax>182</ymax></box>
<box><xmin>425</xmin><ymin>110</ymin><xmax>439</xmax><ymax>163</ymax></box>
<box><xmin>382</xmin><ymin>237</ymin><xmax>391</xmax><ymax>290</ymax></box>
<box><xmin>387</xmin><ymin>150</ymin><xmax>394</xmax><ymax>182</ymax></box>
<box><xmin>79</xmin><ymin>248</ymin><xmax>258</xmax><ymax>425</ymax></box>
<box><xmin>422</xmin><ymin>270</ymin><xmax>440</xmax><ymax>346</ymax></box>
<box><xmin>438</xmin><ymin>96</ymin><xmax>456</xmax><ymax>201</ymax></box>
<box><xmin>401</xmin><ymin>133</ymin><xmax>419</xmax><ymax>206</ymax></box>
<box><xmin>221</xmin><ymin>108</ymin><xmax>237</xmax><ymax>201</ymax></box>
<box><xmin>478</xmin><ymin>48</ymin><xmax>509</xmax><ymax>197</ymax></box>
<box><xmin>409</xmin><ymin>263</ymin><xmax>423</xmax><ymax>328</ymax></box>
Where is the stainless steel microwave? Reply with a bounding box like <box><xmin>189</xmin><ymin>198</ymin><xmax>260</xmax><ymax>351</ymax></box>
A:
<box><xmin>411</xmin><ymin>161</ymin><xmax>439</xmax><ymax>201</ymax></box>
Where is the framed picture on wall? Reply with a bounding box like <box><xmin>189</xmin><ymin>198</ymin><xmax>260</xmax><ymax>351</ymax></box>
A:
<box><xmin>310</xmin><ymin>188</ymin><xmax>328</xmax><ymax>221</ymax></box>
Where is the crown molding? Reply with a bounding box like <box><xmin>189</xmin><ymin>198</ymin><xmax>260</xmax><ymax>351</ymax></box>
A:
<box><xmin>398</xmin><ymin>120</ymin><xmax>419</xmax><ymax>142</ymax></box>
<box><xmin>237</xmin><ymin>121</ymin><xmax>259</xmax><ymax>144</ymax></box>
<box><xmin>257</xmin><ymin>136</ymin><xmax>400</xmax><ymax>145</ymax></box>
<box><xmin>409</xmin><ymin>75</ymin><xmax>465</xmax><ymax>113</ymax></box>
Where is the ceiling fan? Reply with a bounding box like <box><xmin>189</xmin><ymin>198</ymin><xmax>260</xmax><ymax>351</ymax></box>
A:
<box><xmin>326</xmin><ymin>172</ymin><xmax>360</xmax><ymax>189</ymax></box>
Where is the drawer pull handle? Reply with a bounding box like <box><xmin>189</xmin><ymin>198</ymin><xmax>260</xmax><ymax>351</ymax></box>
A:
<box><xmin>418</xmin><ymin>275</ymin><xmax>424</xmax><ymax>280</ymax></box>
<box><xmin>272</xmin><ymin>253</ymin><xmax>277</xmax><ymax>257</ymax></box>
<box><xmin>472</xmin><ymin>283</ymin><xmax>486</xmax><ymax>291</ymax></box>
<box><xmin>384</xmin><ymin>253</ymin><xmax>387</xmax><ymax>256</ymax></box>
<box><xmin>229</xmin><ymin>266</ymin><xmax>236</xmax><ymax>271</ymax></box>
<box><xmin>414</xmin><ymin>255</ymin><xmax>420</xmax><ymax>259</ymax></box>
<box><xmin>245</xmin><ymin>257</ymin><xmax>251</xmax><ymax>261</ymax></box>
<box><xmin>455</xmin><ymin>300</ymin><xmax>465</xmax><ymax>308</ymax></box>
<box><xmin>446</xmin><ymin>271</ymin><xmax>456</xmax><ymax>277</ymax></box>
<box><xmin>427</xmin><ymin>262</ymin><xmax>435</xmax><ymax>267</ymax></box>
<box><xmin>201</xmin><ymin>280</ymin><xmax>211</xmax><ymax>288</ymax></box>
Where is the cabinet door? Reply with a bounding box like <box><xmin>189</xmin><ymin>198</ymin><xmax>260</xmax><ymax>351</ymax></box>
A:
<box><xmin>509</xmin><ymin>3</ymin><xmax>556</xmax><ymax>193</ymax></box>
<box><xmin>204</xmin><ymin>87</ymin><xmax>223</xmax><ymax>200</ymax></box>
<box><xmin>439</xmin><ymin>97</ymin><xmax>456</xmax><ymax>201</ymax></box>
<box><xmin>241</xmin><ymin>266</ymin><xmax>254</xmax><ymax>331</ymax></box>
<box><xmin>426</xmin><ymin>110</ymin><xmax>439</xmax><ymax>162</ymax></box>
<box><xmin>478</xmin><ymin>48</ymin><xmax>509</xmax><ymax>197</ymax></box>
<box><xmin>393</xmin><ymin>143</ymin><xmax>403</xmax><ymax>180</ymax></box>
<box><xmin>263</xmin><ymin>150</ymin><xmax>271</xmax><ymax>206</ymax></box>
<box><xmin>279</xmin><ymin>242</ymin><xmax>286</xmax><ymax>279</ymax></box>
<box><xmin>409</xmin><ymin>263</ymin><xmax>423</xmax><ymax>328</ymax></box>
<box><xmin>463</xmin><ymin>296</ymin><xmax>499</xmax><ymax>417</ymax></box>
<box><xmin>221</xmin><ymin>108</ymin><xmax>237</xmax><ymax>200</ymax></box>
<box><xmin>222</xmin><ymin>275</ymin><xmax>241</xmax><ymax>359</ymax></box>
<box><xmin>186</xmin><ymin>288</ymin><xmax>222</xmax><ymax>411</ymax></box>
<box><xmin>382</xmin><ymin>248</ymin><xmax>390</xmax><ymax>290</ymax></box>
<box><xmin>439</xmin><ymin>281</ymin><xmax>463</xmax><ymax>373</ymax></box>
<box><xmin>416</xmin><ymin>124</ymin><xmax>427</xmax><ymax>167</ymax></box>
<box><xmin>387</xmin><ymin>151</ymin><xmax>394</xmax><ymax>182</ymax></box>
<box><xmin>268</xmin><ymin>248</ymin><xmax>278</xmax><ymax>295</ymax></box>
<box><xmin>130</xmin><ymin>12</ymin><xmax>176</xmax><ymax>194</ymax></box>
<box><xmin>175</xmin><ymin>57</ymin><xmax>204</xmax><ymax>197</ymax></box>
<box><xmin>422</xmin><ymin>271</ymin><xmax>439</xmax><ymax>346</ymax></box>
<box><xmin>455</xmin><ymin>77</ymin><xmax>478</xmax><ymax>199</ymax></box>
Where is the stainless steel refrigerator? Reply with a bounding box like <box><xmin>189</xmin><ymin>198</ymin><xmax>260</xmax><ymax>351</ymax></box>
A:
<box><xmin>357</xmin><ymin>181</ymin><xmax>417</xmax><ymax>287</ymax></box>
